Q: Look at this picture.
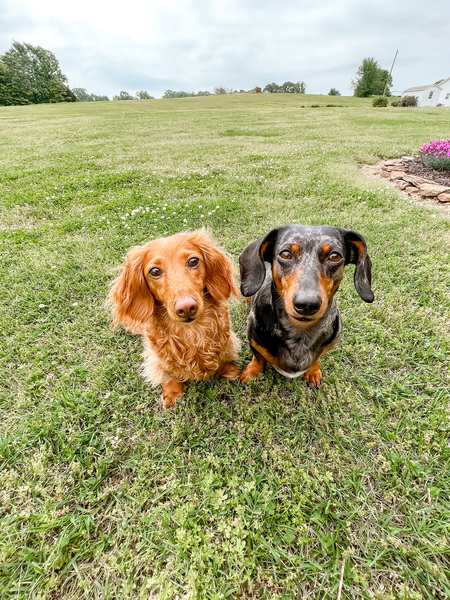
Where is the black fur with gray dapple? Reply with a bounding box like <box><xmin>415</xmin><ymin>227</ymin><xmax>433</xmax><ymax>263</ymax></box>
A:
<box><xmin>239</xmin><ymin>225</ymin><xmax>374</xmax><ymax>379</ymax></box>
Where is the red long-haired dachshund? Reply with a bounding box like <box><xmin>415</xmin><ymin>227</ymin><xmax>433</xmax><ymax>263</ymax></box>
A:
<box><xmin>107</xmin><ymin>229</ymin><xmax>241</xmax><ymax>408</ymax></box>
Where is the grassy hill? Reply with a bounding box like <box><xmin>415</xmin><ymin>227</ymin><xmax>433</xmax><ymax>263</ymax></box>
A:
<box><xmin>1</xmin><ymin>94</ymin><xmax>449</xmax><ymax>599</ymax></box>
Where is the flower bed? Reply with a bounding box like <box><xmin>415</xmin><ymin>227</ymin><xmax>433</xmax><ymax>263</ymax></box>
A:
<box><xmin>419</xmin><ymin>140</ymin><xmax>450</xmax><ymax>170</ymax></box>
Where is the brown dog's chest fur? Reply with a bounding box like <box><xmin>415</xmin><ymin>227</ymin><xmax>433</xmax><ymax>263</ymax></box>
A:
<box><xmin>144</xmin><ymin>301</ymin><xmax>233</xmax><ymax>381</ymax></box>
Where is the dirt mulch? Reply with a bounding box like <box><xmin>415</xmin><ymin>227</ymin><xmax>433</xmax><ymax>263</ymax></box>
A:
<box><xmin>400</xmin><ymin>155</ymin><xmax>450</xmax><ymax>187</ymax></box>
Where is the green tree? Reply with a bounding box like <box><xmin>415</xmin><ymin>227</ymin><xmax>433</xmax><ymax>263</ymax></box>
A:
<box><xmin>328</xmin><ymin>88</ymin><xmax>341</xmax><ymax>96</ymax></box>
<box><xmin>113</xmin><ymin>90</ymin><xmax>135</xmax><ymax>100</ymax></box>
<box><xmin>73</xmin><ymin>87</ymin><xmax>92</xmax><ymax>102</ymax></box>
<box><xmin>73</xmin><ymin>88</ymin><xmax>109</xmax><ymax>102</ymax></box>
<box><xmin>264</xmin><ymin>81</ymin><xmax>306</xmax><ymax>93</ymax></box>
<box><xmin>0</xmin><ymin>41</ymin><xmax>74</xmax><ymax>105</ymax></box>
<box><xmin>263</xmin><ymin>82</ymin><xmax>281</xmax><ymax>93</ymax></box>
<box><xmin>352</xmin><ymin>57</ymin><xmax>392</xmax><ymax>97</ymax></box>
<box><xmin>136</xmin><ymin>90</ymin><xmax>154</xmax><ymax>99</ymax></box>
<box><xmin>91</xmin><ymin>94</ymin><xmax>109</xmax><ymax>102</ymax></box>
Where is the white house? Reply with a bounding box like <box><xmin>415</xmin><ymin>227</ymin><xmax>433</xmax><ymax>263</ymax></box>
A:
<box><xmin>402</xmin><ymin>78</ymin><xmax>450</xmax><ymax>107</ymax></box>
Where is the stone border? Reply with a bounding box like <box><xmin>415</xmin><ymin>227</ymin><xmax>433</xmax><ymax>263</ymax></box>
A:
<box><xmin>362</xmin><ymin>157</ymin><xmax>450</xmax><ymax>215</ymax></box>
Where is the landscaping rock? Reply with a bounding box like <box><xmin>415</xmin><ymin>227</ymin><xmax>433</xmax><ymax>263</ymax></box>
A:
<box><xmin>396</xmin><ymin>180</ymin><xmax>410</xmax><ymax>190</ymax></box>
<box><xmin>419</xmin><ymin>183</ymin><xmax>450</xmax><ymax>197</ymax></box>
<box><xmin>403</xmin><ymin>174</ymin><xmax>437</xmax><ymax>186</ymax></box>
<box><xmin>390</xmin><ymin>170</ymin><xmax>406</xmax><ymax>180</ymax></box>
<box><xmin>362</xmin><ymin>155</ymin><xmax>450</xmax><ymax>215</ymax></box>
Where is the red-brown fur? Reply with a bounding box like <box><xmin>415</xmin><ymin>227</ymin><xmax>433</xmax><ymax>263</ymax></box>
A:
<box><xmin>107</xmin><ymin>229</ymin><xmax>241</xmax><ymax>408</ymax></box>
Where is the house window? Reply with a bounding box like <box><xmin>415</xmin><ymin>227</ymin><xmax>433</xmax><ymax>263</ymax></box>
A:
<box><xmin>428</xmin><ymin>91</ymin><xmax>434</xmax><ymax>99</ymax></box>
<box><xmin>446</xmin><ymin>93</ymin><xmax>450</xmax><ymax>100</ymax></box>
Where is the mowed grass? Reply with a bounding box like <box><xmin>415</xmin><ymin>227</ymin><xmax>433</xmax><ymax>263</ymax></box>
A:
<box><xmin>0</xmin><ymin>94</ymin><xmax>449</xmax><ymax>599</ymax></box>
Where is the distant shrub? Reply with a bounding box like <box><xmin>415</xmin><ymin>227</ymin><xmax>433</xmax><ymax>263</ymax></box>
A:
<box><xmin>391</xmin><ymin>96</ymin><xmax>418</xmax><ymax>108</ymax></box>
<box><xmin>420</xmin><ymin>140</ymin><xmax>450</xmax><ymax>170</ymax></box>
<box><xmin>372</xmin><ymin>96</ymin><xmax>388</xmax><ymax>107</ymax></box>
<box><xmin>401</xmin><ymin>95</ymin><xmax>418</xmax><ymax>107</ymax></box>
<box><xmin>328</xmin><ymin>88</ymin><xmax>341</xmax><ymax>96</ymax></box>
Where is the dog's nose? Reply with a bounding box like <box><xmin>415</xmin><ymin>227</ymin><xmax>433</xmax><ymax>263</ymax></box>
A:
<box><xmin>293</xmin><ymin>294</ymin><xmax>322</xmax><ymax>316</ymax></box>
<box><xmin>174</xmin><ymin>296</ymin><xmax>198</xmax><ymax>320</ymax></box>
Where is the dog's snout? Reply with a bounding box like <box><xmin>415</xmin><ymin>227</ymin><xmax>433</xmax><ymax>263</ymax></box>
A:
<box><xmin>174</xmin><ymin>296</ymin><xmax>198</xmax><ymax>320</ymax></box>
<box><xmin>293</xmin><ymin>294</ymin><xmax>322</xmax><ymax>316</ymax></box>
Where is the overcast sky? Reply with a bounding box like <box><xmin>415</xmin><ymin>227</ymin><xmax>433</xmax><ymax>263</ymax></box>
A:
<box><xmin>1</xmin><ymin>0</ymin><xmax>449</xmax><ymax>99</ymax></box>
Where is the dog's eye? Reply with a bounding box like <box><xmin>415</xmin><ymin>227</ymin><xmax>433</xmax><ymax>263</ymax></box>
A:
<box><xmin>279</xmin><ymin>250</ymin><xmax>292</xmax><ymax>259</ymax></box>
<box><xmin>328</xmin><ymin>252</ymin><xmax>342</xmax><ymax>262</ymax></box>
<box><xmin>187</xmin><ymin>257</ymin><xmax>200</xmax><ymax>268</ymax></box>
<box><xmin>149</xmin><ymin>267</ymin><xmax>162</xmax><ymax>278</ymax></box>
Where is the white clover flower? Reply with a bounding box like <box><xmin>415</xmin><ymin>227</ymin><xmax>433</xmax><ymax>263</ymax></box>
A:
<box><xmin>39</xmin><ymin>303</ymin><xmax>46</xmax><ymax>308</ymax></box>
<box><xmin>72</xmin><ymin>302</ymin><xmax>79</xmax><ymax>307</ymax></box>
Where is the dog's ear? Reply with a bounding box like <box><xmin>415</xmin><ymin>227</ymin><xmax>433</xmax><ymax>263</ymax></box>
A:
<box><xmin>239</xmin><ymin>228</ymin><xmax>280</xmax><ymax>297</ymax></box>
<box><xmin>190</xmin><ymin>229</ymin><xmax>240</xmax><ymax>302</ymax></box>
<box><xmin>107</xmin><ymin>245</ymin><xmax>155</xmax><ymax>333</ymax></box>
<box><xmin>339</xmin><ymin>229</ymin><xmax>374</xmax><ymax>303</ymax></box>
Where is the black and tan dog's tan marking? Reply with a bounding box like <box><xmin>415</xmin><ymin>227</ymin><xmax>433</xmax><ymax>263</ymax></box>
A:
<box><xmin>239</xmin><ymin>225</ymin><xmax>374</xmax><ymax>386</ymax></box>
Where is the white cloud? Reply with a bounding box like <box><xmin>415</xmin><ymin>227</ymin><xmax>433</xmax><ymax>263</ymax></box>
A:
<box><xmin>1</xmin><ymin>0</ymin><xmax>449</xmax><ymax>98</ymax></box>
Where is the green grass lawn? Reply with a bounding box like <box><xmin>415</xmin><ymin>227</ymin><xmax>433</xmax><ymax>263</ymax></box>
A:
<box><xmin>1</xmin><ymin>94</ymin><xmax>449</xmax><ymax>599</ymax></box>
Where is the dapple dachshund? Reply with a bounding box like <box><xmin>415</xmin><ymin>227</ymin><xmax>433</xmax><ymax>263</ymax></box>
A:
<box><xmin>239</xmin><ymin>225</ymin><xmax>374</xmax><ymax>386</ymax></box>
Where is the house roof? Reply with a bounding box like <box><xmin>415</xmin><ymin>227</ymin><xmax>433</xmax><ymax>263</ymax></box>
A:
<box><xmin>403</xmin><ymin>78</ymin><xmax>450</xmax><ymax>94</ymax></box>
<box><xmin>403</xmin><ymin>85</ymin><xmax>434</xmax><ymax>93</ymax></box>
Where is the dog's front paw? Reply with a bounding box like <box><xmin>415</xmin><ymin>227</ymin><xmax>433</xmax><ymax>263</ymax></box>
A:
<box><xmin>219</xmin><ymin>362</ymin><xmax>241</xmax><ymax>381</ymax></box>
<box><xmin>239</xmin><ymin>357</ymin><xmax>265</xmax><ymax>384</ymax></box>
<box><xmin>161</xmin><ymin>381</ymin><xmax>187</xmax><ymax>408</ymax></box>
<box><xmin>302</xmin><ymin>362</ymin><xmax>323</xmax><ymax>387</ymax></box>
<box><xmin>240</xmin><ymin>369</ymin><xmax>257</xmax><ymax>385</ymax></box>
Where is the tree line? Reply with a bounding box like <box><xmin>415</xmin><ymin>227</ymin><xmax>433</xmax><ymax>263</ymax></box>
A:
<box><xmin>0</xmin><ymin>41</ymin><xmax>393</xmax><ymax>106</ymax></box>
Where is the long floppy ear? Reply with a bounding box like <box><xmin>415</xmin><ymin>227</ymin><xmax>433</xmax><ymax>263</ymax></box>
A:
<box><xmin>106</xmin><ymin>245</ymin><xmax>155</xmax><ymax>333</ymax></box>
<box><xmin>339</xmin><ymin>228</ymin><xmax>374</xmax><ymax>303</ymax></box>
<box><xmin>189</xmin><ymin>229</ymin><xmax>240</xmax><ymax>302</ymax></box>
<box><xmin>239</xmin><ymin>228</ymin><xmax>280</xmax><ymax>297</ymax></box>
